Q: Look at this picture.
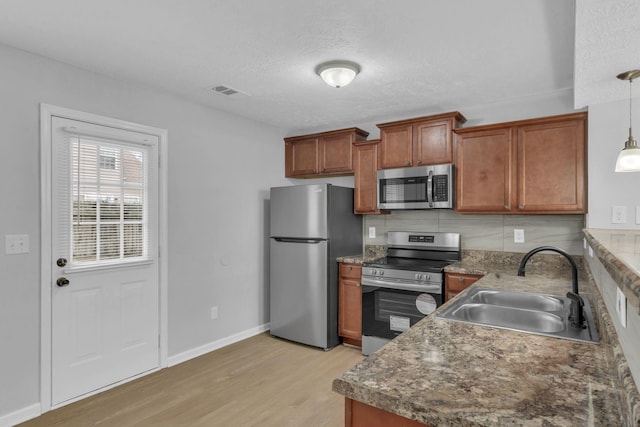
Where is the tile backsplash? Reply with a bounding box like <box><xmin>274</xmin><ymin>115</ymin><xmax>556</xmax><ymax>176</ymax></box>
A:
<box><xmin>364</xmin><ymin>210</ymin><xmax>585</xmax><ymax>255</ymax></box>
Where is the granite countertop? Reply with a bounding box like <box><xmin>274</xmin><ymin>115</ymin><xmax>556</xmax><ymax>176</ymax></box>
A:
<box><xmin>333</xmin><ymin>261</ymin><xmax>634</xmax><ymax>425</ymax></box>
<box><xmin>584</xmin><ymin>229</ymin><xmax>640</xmax><ymax>314</ymax></box>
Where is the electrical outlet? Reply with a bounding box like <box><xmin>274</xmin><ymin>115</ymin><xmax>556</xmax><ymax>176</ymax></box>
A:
<box><xmin>514</xmin><ymin>229</ymin><xmax>525</xmax><ymax>243</ymax></box>
<box><xmin>616</xmin><ymin>287</ymin><xmax>627</xmax><ymax>328</ymax></box>
<box><xmin>612</xmin><ymin>206</ymin><xmax>627</xmax><ymax>224</ymax></box>
<box><xmin>368</xmin><ymin>227</ymin><xmax>376</xmax><ymax>239</ymax></box>
<box><xmin>211</xmin><ymin>306</ymin><xmax>218</xmax><ymax>320</ymax></box>
<box><xmin>5</xmin><ymin>234</ymin><xmax>30</xmax><ymax>254</ymax></box>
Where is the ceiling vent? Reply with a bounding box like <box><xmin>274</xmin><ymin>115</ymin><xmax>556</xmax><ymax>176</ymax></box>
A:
<box><xmin>210</xmin><ymin>85</ymin><xmax>249</xmax><ymax>97</ymax></box>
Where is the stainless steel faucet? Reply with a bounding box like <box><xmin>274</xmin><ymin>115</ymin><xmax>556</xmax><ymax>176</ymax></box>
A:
<box><xmin>517</xmin><ymin>246</ymin><xmax>584</xmax><ymax>329</ymax></box>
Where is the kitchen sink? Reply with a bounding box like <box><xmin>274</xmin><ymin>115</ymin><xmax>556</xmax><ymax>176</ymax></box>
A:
<box><xmin>469</xmin><ymin>289</ymin><xmax>565</xmax><ymax>312</ymax></box>
<box><xmin>437</xmin><ymin>287</ymin><xmax>599</xmax><ymax>344</ymax></box>
<box><xmin>448</xmin><ymin>303</ymin><xmax>565</xmax><ymax>333</ymax></box>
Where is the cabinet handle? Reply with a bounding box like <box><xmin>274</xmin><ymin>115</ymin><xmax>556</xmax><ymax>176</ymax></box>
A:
<box><xmin>417</xmin><ymin>159</ymin><xmax>422</xmax><ymax>164</ymax></box>
<box><xmin>504</xmin><ymin>204</ymin><xmax>510</xmax><ymax>209</ymax></box>
<box><xmin>519</xmin><ymin>204</ymin><xmax>524</xmax><ymax>209</ymax></box>
<box><xmin>370</xmin><ymin>207</ymin><xmax>376</xmax><ymax>212</ymax></box>
<box><xmin>458</xmin><ymin>277</ymin><xmax>465</xmax><ymax>283</ymax></box>
<box><xmin>321</xmin><ymin>168</ymin><xmax>326</xmax><ymax>172</ymax></box>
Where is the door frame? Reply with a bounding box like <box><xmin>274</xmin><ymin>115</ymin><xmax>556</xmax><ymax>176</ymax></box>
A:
<box><xmin>39</xmin><ymin>104</ymin><xmax>169</xmax><ymax>412</ymax></box>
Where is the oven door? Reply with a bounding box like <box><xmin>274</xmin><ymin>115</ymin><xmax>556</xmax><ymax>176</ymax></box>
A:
<box><xmin>361</xmin><ymin>282</ymin><xmax>442</xmax><ymax>342</ymax></box>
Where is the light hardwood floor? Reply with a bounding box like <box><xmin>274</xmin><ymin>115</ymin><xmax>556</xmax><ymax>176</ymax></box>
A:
<box><xmin>19</xmin><ymin>333</ymin><xmax>364</xmax><ymax>427</ymax></box>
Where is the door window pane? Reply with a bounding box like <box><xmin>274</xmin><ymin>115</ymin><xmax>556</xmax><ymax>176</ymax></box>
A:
<box><xmin>71</xmin><ymin>138</ymin><xmax>147</xmax><ymax>264</ymax></box>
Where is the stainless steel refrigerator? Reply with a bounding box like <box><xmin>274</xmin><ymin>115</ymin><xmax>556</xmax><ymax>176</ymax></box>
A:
<box><xmin>269</xmin><ymin>184</ymin><xmax>362</xmax><ymax>349</ymax></box>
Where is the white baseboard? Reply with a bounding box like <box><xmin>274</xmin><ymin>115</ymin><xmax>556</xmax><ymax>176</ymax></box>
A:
<box><xmin>168</xmin><ymin>323</ymin><xmax>270</xmax><ymax>367</ymax></box>
<box><xmin>0</xmin><ymin>403</ymin><xmax>41</xmax><ymax>427</ymax></box>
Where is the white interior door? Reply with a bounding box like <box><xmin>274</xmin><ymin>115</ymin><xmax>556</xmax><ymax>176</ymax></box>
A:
<box><xmin>50</xmin><ymin>116</ymin><xmax>160</xmax><ymax>406</ymax></box>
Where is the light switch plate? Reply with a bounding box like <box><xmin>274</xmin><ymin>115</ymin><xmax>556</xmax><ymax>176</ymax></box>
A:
<box><xmin>612</xmin><ymin>206</ymin><xmax>627</xmax><ymax>224</ymax></box>
<box><xmin>514</xmin><ymin>229</ymin><xmax>525</xmax><ymax>243</ymax></box>
<box><xmin>5</xmin><ymin>234</ymin><xmax>30</xmax><ymax>254</ymax></box>
<box><xmin>616</xmin><ymin>287</ymin><xmax>627</xmax><ymax>328</ymax></box>
<box><xmin>368</xmin><ymin>227</ymin><xmax>376</xmax><ymax>239</ymax></box>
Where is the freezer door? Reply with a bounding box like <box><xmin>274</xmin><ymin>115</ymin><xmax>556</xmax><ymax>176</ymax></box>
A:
<box><xmin>270</xmin><ymin>184</ymin><xmax>328</xmax><ymax>239</ymax></box>
<box><xmin>270</xmin><ymin>237</ymin><xmax>329</xmax><ymax>348</ymax></box>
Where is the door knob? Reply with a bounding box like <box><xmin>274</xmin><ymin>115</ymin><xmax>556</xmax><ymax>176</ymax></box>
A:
<box><xmin>56</xmin><ymin>257</ymin><xmax>67</xmax><ymax>267</ymax></box>
<box><xmin>56</xmin><ymin>277</ymin><xmax>70</xmax><ymax>287</ymax></box>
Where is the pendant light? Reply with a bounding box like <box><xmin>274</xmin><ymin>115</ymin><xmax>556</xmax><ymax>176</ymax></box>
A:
<box><xmin>315</xmin><ymin>60</ymin><xmax>360</xmax><ymax>88</ymax></box>
<box><xmin>615</xmin><ymin>69</ymin><xmax>640</xmax><ymax>172</ymax></box>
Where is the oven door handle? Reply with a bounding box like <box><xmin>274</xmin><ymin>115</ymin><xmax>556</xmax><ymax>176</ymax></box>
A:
<box><xmin>361</xmin><ymin>278</ymin><xmax>442</xmax><ymax>293</ymax></box>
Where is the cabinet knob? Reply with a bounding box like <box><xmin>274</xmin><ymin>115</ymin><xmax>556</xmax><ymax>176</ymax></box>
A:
<box><xmin>406</xmin><ymin>160</ymin><xmax>411</xmax><ymax>166</ymax></box>
<box><xmin>357</xmin><ymin>282</ymin><xmax>361</xmax><ymax>287</ymax></box>
<box><xmin>417</xmin><ymin>159</ymin><xmax>422</xmax><ymax>164</ymax></box>
<box><xmin>504</xmin><ymin>204</ymin><xmax>510</xmax><ymax>209</ymax></box>
<box><xmin>519</xmin><ymin>204</ymin><xmax>525</xmax><ymax>209</ymax></box>
<box><xmin>321</xmin><ymin>168</ymin><xmax>326</xmax><ymax>172</ymax></box>
<box><xmin>370</xmin><ymin>207</ymin><xmax>376</xmax><ymax>212</ymax></box>
<box><xmin>348</xmin><ymin>266</ymin><xmax>352</xmax><ymax>271</ymax></box>
<box><xmin>458</xmin><ymin>277</ymin><xmax>465</xmax><ymax>283</ymax></box>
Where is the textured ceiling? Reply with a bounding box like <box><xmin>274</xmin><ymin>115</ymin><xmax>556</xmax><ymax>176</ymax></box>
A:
<box><xmin>0</xmin><ymin>0</ymin><xmax>585</xmax><ymax>134</ymax></box>
<box><xmin>574</xmin><ymin>0</ymin><xmax>640</xmax><ymax>108</ymax></box>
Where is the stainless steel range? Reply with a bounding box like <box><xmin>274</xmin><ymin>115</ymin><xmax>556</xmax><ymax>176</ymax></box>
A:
<box><xmin>361</xmin><ymin>231</ymin><xmax>461</xmax><ymax>355</ymax></box>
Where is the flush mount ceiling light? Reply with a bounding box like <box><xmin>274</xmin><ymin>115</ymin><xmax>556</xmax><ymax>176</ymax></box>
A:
<box><xmin>315</xmin><ymin>60</ymin><xmax>360</xmax><ymax>88</ymax></box>
<box><xmin>615</xmin><ymin>69</ymin><xmax>640</xmax><ymax>172</ymax></box>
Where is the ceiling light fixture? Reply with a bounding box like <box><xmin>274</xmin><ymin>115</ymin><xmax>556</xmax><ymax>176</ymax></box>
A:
<box><xmin>315</xmin><ymin>60</ymin><xmax>360</xmax><ymax>88</ymax></box>
<box><xmin>615</xmin><ymin>69</ymin><xmax>640</xmax><ymax>172</ymax></box>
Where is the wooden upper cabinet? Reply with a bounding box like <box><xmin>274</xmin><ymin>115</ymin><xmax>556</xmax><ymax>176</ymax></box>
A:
<box><xmin>454</xmin><ymin>112</ymin><xmax>587</xmax><ymax>214</ymax></box>
<box><xmin>378</xmin><ymin>124</ymin><xmax>414</xmax><ymax>169</ymax></box>
<box><xmin>517</xmin><ymin>119</ymin><xmax>586</xmax><ymax>212</ymax></box>
<box><xmin>285</xmin><ymin>136</ymin><xmax>318</xmax><ymax>177</ymax></box>
<box><xmin>285</xmin><ymin>128</ymin><xmax>369</xmax><ymax>178</ymax></box>
<box><xmin>455</xmin><ymin>127</ymin><xmax>516</xmax><ymax>213</ymax></box>
<box><xmin>353</xmin><ymin>140</ymin><xmax>388</xmax><ymax>215</ymax></box>
<box><xmin>377</xmin><ymin>112</ymin><xmax>466</xmax><ymax>169</ymax></box>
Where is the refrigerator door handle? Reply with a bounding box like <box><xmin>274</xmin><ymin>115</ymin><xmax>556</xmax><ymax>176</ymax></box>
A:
<box><xmin>273</xmin><ymin>237</ymin><xmax>325</xmax><ymax>244</ymax></box>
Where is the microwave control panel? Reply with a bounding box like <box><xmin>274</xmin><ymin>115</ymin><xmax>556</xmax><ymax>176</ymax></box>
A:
<box><xmin>433</xmin><ymin>175</ymin><xmax>449</xmax><ymax>201</ymax></box>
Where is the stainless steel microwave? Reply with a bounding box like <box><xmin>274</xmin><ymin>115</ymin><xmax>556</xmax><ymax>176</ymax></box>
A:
<box><xmin>377</xmin><ymin>164</ymin><xmax>454</xmax><ymax>210</ymax></box>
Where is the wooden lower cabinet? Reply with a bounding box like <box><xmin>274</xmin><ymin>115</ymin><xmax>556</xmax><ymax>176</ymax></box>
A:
<box><xmin>339</xmin><ymin>263</ymin><xmax>362</xmax><ymax>347</ymax></box>
<box><xmin>345</xmin><ymin>398</ymin><xmax>429</xmax><ymax>427</ymax></box>
<box><xmin>444</xmin><ymin>272</ymin><xmax>483</xmax><ymax>302</ymax></box>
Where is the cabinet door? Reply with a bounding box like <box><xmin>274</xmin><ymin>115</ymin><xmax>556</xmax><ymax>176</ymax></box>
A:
<box><xmin>379</xmin><ymin>124</ymin><xmax>413</xmax><ymax>169</ymax></box>
<box><xmin>339</xmin><ymin>264</ymin><xmax>362</xmax><ymax>346</ymax></box>
<box><xmin>320</xmin><ymin>132</ymin><xmax>353</xmax><ymax>174</ymax></box>
<box><xmin>455</xmin><ymin>127</ymin><xmax>516</xmax><ymax>213</ymax></box>
<box><xmin>285</xmin><ymin>137</ymin><xmax>318</xmax><ymax>177</ymax></box>
<box><xmin>517</xmin><ymin>119</ymin><xmax>586</xmax><ymax>213</ymax></box>
<box><xmin>414</xmin><ymin>119</ymin><xmax>453</xmax><ymax>165</ymax></box>
<box><xmin>445</xmin><ymin>273</ymin><xmax>482</xmax><ymax>302</ymax></box>
<box><xmin>354</xmin><ymin>141</ymin><xmax>384</xmax><ymax>214</ymax></box>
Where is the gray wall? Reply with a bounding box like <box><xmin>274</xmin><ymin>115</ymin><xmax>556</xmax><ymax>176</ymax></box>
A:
<box><xmin>584</xmin><ymin>247</ymin><xmax>640</xmax><ymax>387</ymax></box>
<box><xmin>365</xmin><ymin>211</ymin><xmax>585</xmax><ymax>255</ymax></box>
<box><xmin>587</xmin><ymin>98</ymin><xmax>640</xmax><ymax>230</ymax></box>
<box><xmin>0</xmin><ymin>42</ymin><xmax>288</xmax><ymax>419</ymax></box>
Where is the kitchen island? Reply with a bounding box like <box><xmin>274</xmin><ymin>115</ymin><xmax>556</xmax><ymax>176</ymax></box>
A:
<box><xmin>333</xmin><ymin>265</ymin><xmax>635</xmax><ymax>426</ymax></box>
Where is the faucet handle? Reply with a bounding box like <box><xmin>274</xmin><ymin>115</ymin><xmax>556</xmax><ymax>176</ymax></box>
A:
<box><xmin>566</xmin><ymin>291</ymin><xmax>585</xmax><ymax>329</ymax></box>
